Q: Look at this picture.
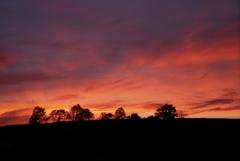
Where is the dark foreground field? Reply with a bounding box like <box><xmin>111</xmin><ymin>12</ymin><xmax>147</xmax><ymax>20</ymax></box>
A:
<box><xmin>0</xmin><ymin>118</ymin><xmax>239</xmax><ymax>160</ymax></box>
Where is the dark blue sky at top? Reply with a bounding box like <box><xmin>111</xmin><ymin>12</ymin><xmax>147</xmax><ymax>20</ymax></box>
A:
<box><xmin>0</xmin><ymin>0</ymin><xmax>239</xmax><ymax>91</ymax></box>
<box><xmin>1</xmin><ymin>0</ymin><xmax>238</xmax><ymax>75</ymax></box>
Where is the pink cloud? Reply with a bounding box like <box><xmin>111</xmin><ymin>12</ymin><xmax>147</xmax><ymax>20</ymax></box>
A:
<box><xmin>190</xmin><ymin>99</ymin><xmax>235</xmax><ymax>109</ymax></box>
<box><xmin>0</xmin><ymin>51</ymin><xmax>18</xmax><ymax>68</ymax></box>
<box><xmin>83</xmin><ymin>86</ymin><xmax>97</xmax><ymax>93</ymax></box>
<box><xmin>0</xmin><ymin>71</ymin><xmax>58</xmax><ymax>86</ymax></box>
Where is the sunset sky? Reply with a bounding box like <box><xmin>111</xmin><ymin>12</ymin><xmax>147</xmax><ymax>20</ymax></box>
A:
<box><xmin>0</xmin><ymin>0</ymin><xmax>239</xmax><ymax>126</ymax></box>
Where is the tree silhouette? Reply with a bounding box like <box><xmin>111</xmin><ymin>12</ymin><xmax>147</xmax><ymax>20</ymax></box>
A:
<box><xmin>125</xmin><ymin>115</ymin><xmax>131</xmax><ymax>119</ymax></box>
<box><xmin>28</xmin><ymin>106</ymin><xmax>47</xmax><ymax>124</ymax></box>
<box><xmin>50</xmin><ymin>109</ymin><xmax>70</xmax><ymax>122</ymax></box>
<box><xmin>100</xmin><ymin>112</ymin><xmax>105</xmax><ymax>120</ymax></box>
<box><xmin>57</xmin><ymin>109</ymin><xmax>70</xmax><ymax>122</ymax></box>
<box><xmin>114</xmin><ymin>107</ymin><xmax>126</xmax><ymax>120</ymax></box>
<box><xmin>49</xmin><ymin>110</ymin><xmax>58</xmax><ymax>122</ymax></box>
<box><xmin>69</xmin><ymin>104</ymin><xmax>83</xmax><ymax>121</ymax></box>
<box><xmin>100</xmin><ymin>112</ymin><xmax>114</xmax><ymax>120</ymax></box>
<box><xmin>130</xmin><ymin>113</ymin><xmax>140</xmax><ymax>120</ymax></box>
<box><xmin>81</xmin><ymin>108</ymin><xmax>94</xmax><ymax>120</ymax></box>
<box><xmin>69</xmin><ymin>104</ymin><xmax>94</xmax><ymax>121</ymax></box>
<box><xmin>147</xmin><ymin>115</ymin><xmax>155</xmax><ymax>120</ymax></box>
<box><xmin>154</xmin><ymin>104</ymin><xmax>178</xmax><ymax>119</ymax></box>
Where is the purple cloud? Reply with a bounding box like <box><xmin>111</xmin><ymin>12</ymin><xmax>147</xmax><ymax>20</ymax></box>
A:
<box><xmin>191</xmin><ymin>99</ymin><xmax>235</xmax><ymax>109</ymax></box>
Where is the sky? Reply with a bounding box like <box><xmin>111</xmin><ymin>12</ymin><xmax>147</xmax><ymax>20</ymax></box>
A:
<box><xmin>0</xmin><ymin>0</ymin><xmax>239</xmax><ymax>126</ymax></box>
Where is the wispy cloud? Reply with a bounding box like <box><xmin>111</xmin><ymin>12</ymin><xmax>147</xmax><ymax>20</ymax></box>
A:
<box><xmin>3</xmin><ymin>100</ymin><xmax>37</xmax><ymax>104</ymax></box>
<box><xmin>176</xmin><ymin>110</ymin><xmax>189</xmax><ymax>117</ymax></box>
<box><xmin>0</xmin><ymin>108</ymin><xmax>32</xmax><ymax>117</ymax></box>
<box><xmin>50</xmin><ymin>94</ymin><xmax>85</xmax><ymax>101</ymax></box>
<box><xmin>207</xmin><ymin>106</ymin><xmax>240</xmax><ymax>112</ymax></box>
<box><xmin>221</xmin><ymin>89</ymin><xmax>240</xmax><ymax>98</ymax></box>
<box><xmin>0</xmin><ymin>71</ymin><xmax>59</xmax><ymax>86</ymax></box>
<box><xmin>184</xmin><ymin>105</ymin><xmax>240</xmax><ymax>118</ymax></box>
<box><xmin>0</xmin><ymin>50</ymin><xmax>18</xmax><ymax>68</ymax></box>
<box><xmin>0</xmin><ymin>108</ymin><xmax>32</xmax><ymax>127</ymax></box>
<box><xmin>191</xmin><ymin>99</ymin><xmax>235</xmax><ymax>109</ymax></box>
<box><xmin>141</xmin><ymin>103</ymin><xmax>165</xmax><ymax>110</ymax></box>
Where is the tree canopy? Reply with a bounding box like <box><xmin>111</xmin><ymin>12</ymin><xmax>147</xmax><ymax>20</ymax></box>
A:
<box><xmin>130</xmin><ymin>113</ymin><xmax>141</xmax><ymax>120</ymax></box>
<box><xmin>69</xmin><ymin>104</ymin><xmax>83</xmax><ymax>121</ymax></box>
<box><xmin>114</xmin><ymin>107</ymin><xmax>126</xmax><ymax>120</ymax></box>
<box><xmin>81</xmin><ymin>108</ymin><xmax>94</xmax><ymax>120</ymax></box>
<box><xmin>28</xmin><ymin>106</ymin><xmax>47</xmax><ymax>124</ymax></box>
<box><xmin>50</xmin><ymin>109</ymin><xmax>70</xmax><ymax>122</ymax></box>
<box><xmin>27</xmin><ymin>103</ymin><xmax>178</xmax><ymax>125</ymax></box>
<box><xmin>69</xmin><ymin>104</ymin><xmax>94</xmax><ymax>121</ymax></box>
<box><xmin>154</xmin><ymin>104</ymin><xmax>178</xmax><ymax>119</ymax></box>
<box><xmin>100</xmin><ymin>112</ymin><xmax>114</xmax><ymax>120</ymax></box>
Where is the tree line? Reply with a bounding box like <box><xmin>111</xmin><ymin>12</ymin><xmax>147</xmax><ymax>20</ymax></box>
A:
<box><xmin>28</xmin><ymin>103</ymin><xmax>179</xmax><ymax>124</ymax></box>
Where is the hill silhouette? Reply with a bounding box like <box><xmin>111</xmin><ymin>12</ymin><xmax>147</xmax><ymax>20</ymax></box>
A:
<box><xmin>0</xmin><ymin>118</ymin><xmax>239</xmax><ymax>160</ymax></box>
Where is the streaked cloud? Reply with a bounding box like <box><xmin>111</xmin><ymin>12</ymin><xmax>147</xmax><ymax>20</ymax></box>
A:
<box><xmin>191</xmin><ymin>99</ymin><xmax>235</xmax><ymax>109</ymax></box>
<box><xmin>0</xmin><ymin>108</ymin><xmax>32</xmax><ymax>126</ymax></box>
<box><xmin>0</xmin><ymin>51</ymin><xmax>18</xmax><ymax>68</ymax></box>
<box><xmin>207</xmin><ymin>106</ymin><xmax>240</xmax><ymax>111</ymax></box>
<box><xmin>50</xmin><ymin>94</ymin><xmax>85</xmax><ymax>101</ymax></box>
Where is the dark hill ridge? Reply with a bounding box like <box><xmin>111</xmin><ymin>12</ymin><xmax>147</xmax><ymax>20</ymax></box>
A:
<box><xmin>0</xmin><ymin>118</ymin><xmax>239</xmax><ymax>160</ymax></box>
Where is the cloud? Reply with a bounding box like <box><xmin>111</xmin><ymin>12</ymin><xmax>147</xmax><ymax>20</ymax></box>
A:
<box><xmin>141</xmin><ymin>103</ymin><xmax>165</xmax><ymax>110</ymax></box>
<box><xmin>0</xmin><ymin>108</ymin><xmax>32</xmax><ymax>127</ymax></box>
<box><xmin>3</xmin><ymin>99</ymin><xmax>37</xmax><ymax>104</ymax></box>
<box><xmin>221</xmin><ymin>89</ymin><xmax>240</xmax><ymax>98</ymax></box>
<box><xmin>110</xmin><ymin>100</ymin><xmax>125</xmax><ymax>103</ymax></box>
<box><xmin>83</xmin><ymin>86</ymin><xmax>97</xmax><ymax>93</ymax></box>
<box><xmin>0</xmin><ymin>108</ymin><xmax>32</xmax><ymax>117</ymax></box>
<box><xmin>184</xmin><ymin>105</ymin><xmax>240</xmax><ymax>118</ymax></box>
<box><xmin>2</xmin><ymin>100</ymin><xmax>21</xmax><ymax>103</ymax></box>
<box><xmin>191</xmin><ymin>99</ymin><xmax>235</xmax><ymax>109</ymax></box>
<box><xmin>176</xmin><ymin>110</ymin><xmax>189</xmax><ymax>117</ymax></box>
<box><xmin>49</xmin><ymin>94</ymin><xmax>85</xmax><ymax>101</ymax></box>
<box><xmin>88</xmin><ymin>101</ymin><xmax>166</xmax><ymax>113</ymax></box>
<box><xmin>0</xmin><ymin>51</ymin><xmax>18</xmax><ymax>68</ymax></box>
<box><xmin>0</xmin><ymin>115</ymin><xmax>30</xmax><ymax>127</ymax></box>
<box><xmin>207</xmin><ymin>106</ymin><xmax>240</xmax><ymax>112</ymax></box>
<box><xmin>0</xmin><ymin>71</ymin><xmax>59</xmax><ymax>86</ymax></box>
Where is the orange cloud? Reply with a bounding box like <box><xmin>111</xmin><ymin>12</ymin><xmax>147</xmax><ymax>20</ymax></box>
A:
<box><xmin>0</xmin><ymin>108</ymin><xmax>32</xmax><ymax>127</ymax></box>
<box><xmin>49</xmin><ymin>94</ymin><xmax>85</xmax><ymax>101</ymax></box>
